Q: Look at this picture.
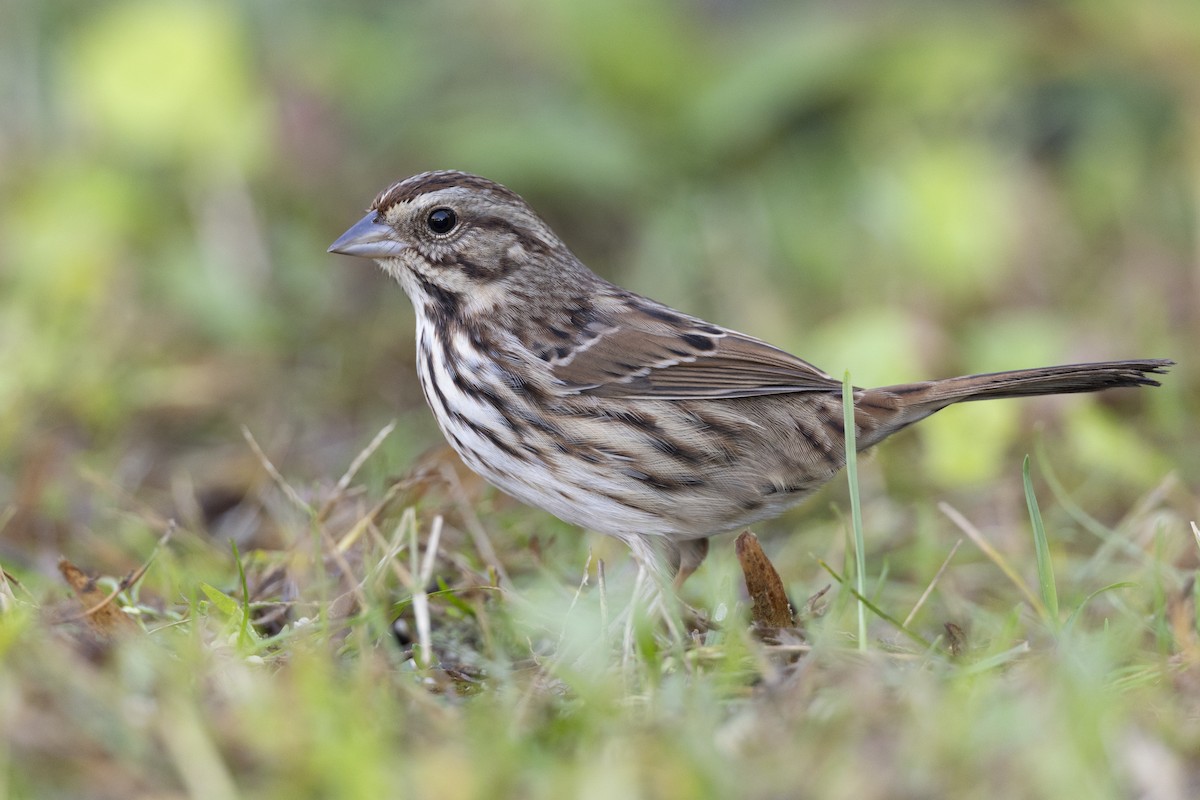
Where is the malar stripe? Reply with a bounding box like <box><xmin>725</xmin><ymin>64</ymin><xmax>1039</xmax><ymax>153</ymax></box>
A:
<box><xmin>428</xmin><ymin>250</ymin><xmax>487</xmax><ymax>279</ymax></box>
<box><xmin>415</xmin><ymin>274</ymin><xmax>462</xmax><ymax>319</ymax></box>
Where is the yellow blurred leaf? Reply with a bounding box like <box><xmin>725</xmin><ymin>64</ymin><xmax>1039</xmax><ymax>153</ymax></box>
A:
<box><xmin>871</xmin><ymin>142</ymin><xmax>1016</xmax><ymax>299</ymax></box>
<box><xmin>1065</xmin><ymin>403</ymin><xmax>1171</xmax><ymax>485</ymax></box>
<box><xmin>920</xmin><ymin>401</ymin><xmax>1021</xmax><ymax>487</ymax></box>
<box><xmin>807</xmin><ymin>306</ymin><xmax>926</xmax><ymax>387</ymax></box>
<box><xmin>67</xmin><ymin>1</ymin><xmax>267</xmax><ymax>167</ymax></box>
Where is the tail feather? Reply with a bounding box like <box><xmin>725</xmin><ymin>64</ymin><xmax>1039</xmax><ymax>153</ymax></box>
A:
<box><xmin>883</xmin><ymin>359</ymin><xmax>1173</xmax><ymax>406</ymax></box>
<box><xmin>853</xmin><ymin>359</ymin><xmax>1171</xmax><ymax>449</ymax></box>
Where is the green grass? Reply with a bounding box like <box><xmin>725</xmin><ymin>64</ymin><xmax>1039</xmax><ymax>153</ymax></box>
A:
<box><xmin>842</xmin><ymin>371</ymin><xmax>868</xmax><ymax>650</ymax></box>
<box><xmin>2</xmin><ymin>426</ymin><xmax>1197</xmax><ymax>799</ymax></box>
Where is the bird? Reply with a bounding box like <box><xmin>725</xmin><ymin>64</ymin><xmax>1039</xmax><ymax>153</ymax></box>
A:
<box><xmin>329</xmin><ymin>170</ymin><xmax>1170</xmax><ymax>585</ymax></box>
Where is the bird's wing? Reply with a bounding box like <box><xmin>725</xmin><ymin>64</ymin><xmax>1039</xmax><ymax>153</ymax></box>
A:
<box><xmin>548</xmin><ymin>299</ymin><xmax>841</xmax><ymax>400</ymax></box>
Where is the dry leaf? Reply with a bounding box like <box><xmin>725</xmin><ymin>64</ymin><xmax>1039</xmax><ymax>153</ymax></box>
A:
<box><xmin>57</xmin><ymin>559</ymin><xmax>139</xmax><ymax>637</ymax></box>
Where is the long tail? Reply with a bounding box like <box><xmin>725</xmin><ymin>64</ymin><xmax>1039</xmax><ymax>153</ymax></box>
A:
<box><xmin>882</xmin><ymin>359</ymin><xmax>1173</xmax><ymax>405</ymax></box>
<box><xmin>854</xmin><ymin>359</ymin><xmax>1172</xmax><ymax>448</ymax></box>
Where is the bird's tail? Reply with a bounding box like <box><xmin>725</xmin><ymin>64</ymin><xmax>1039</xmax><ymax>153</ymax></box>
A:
<box><xmin>879</xmin><ymin>359</ymin><xmax>1172</xmax><ymax>406</ymax></box>
<box><xmin>852</xmin><ymin>359</ymin><xmax>1171</xmax><ymax>449</ymax></box>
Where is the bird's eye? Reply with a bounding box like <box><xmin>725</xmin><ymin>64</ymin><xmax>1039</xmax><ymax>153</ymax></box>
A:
<box><xmin>426</xmin><ymin>208</ymin><xmax>458</xmax><ymax>235</ymax></box>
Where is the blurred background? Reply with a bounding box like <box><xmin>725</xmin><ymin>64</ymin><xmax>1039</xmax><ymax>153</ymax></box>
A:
<box><xmin>2</xmin><ymin>0</ymin><xmax>1197</xmax><ymax>579</ymax></box>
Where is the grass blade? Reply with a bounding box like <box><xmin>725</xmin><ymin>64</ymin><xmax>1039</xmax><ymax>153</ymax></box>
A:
<box><xmin>1023</xmin><ymin>456</ymin><xmax>1059</xmax><ymax>627</ymax></box>
<box><xmin>1064</xmin><ymin>582</ymin><xmax>1137</xmax><ymax>632</ymax></box>
<box><xmin>231</xmin><ymin>540</ymin><xmax>255</xmax><ymax>648</ymax></box>
<box><xmin>842</xmin><ymin>372</ymin><xmax>867</xmax><ymax>650</ymax></box>
<box><xmin>817</xmin><ymin>559</ymin><xmax>932</xmax><ymax>650</ymax></box>
<box><xmin>939</xmin><ymin>502</ymin><xmax>1045</xmax><ymax>616</ymax></box>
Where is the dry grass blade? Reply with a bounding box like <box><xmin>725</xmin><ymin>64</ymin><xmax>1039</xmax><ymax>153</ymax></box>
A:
<box><xmin>317</xmin><ymin>419</ymin><xmax>397</xmax><ymax>523</ymax></box>
<box><xmin>336</xmin><ymin>477</ymin><xmax>413</xmax><ymax>553</ymax></box>
<box><xmin>622</xmin><ymin>564</ymin><xmax>649</xmax><ymax>674</ymax></box>
<box><xmin>241</xmin><ymin>426</ymin><xmax>374</xmax><ymax>615</ymax></box>
<box><xmin>939</xmin><ymin>502</ymin><xmax>1046</xmax><ymax>617</ymax></box>
<box><xmin>0</xmin><ymin>567</ymin><xmax>13</xmax><ymax>613</ymax></box>
<box><xmin>363</xmin><ymin>514</ymin><xmax>416</xmax><ymax>590</ymax></box>
<box><xmin>313</xmin><ymin>514</ymin><xmax>372</xmax><ymax>618</ymax></box>
<box><xmin>241</xmin><ymin>425</ymin><xmax>310</xmax><ymax>514</ymax></box>
<box><xmin>401</xmin><ymin>510</ymin><xmax>443</xmax><ymax>668</ymax></box>
<box><xmin>438</xmin><ymin>463</ymin><xmax>510</xmax><ymax>585</ymax></box>
<box><xmin>903</xmin><ymin>538</ymin><xmax>962</xmax><ymax>628</ymax></box>
<box><xmin>0</xmin><ymin>561</ymin><xmax>33</xmax><ymax>610</ymax></box>
<box><xmin>557</xmin><ymin>550</ymin><xmax>594</xmax><ymax>652</ymax></box>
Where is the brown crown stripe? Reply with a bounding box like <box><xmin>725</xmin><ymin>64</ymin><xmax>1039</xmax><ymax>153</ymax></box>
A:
<box><xmin>373</xmin><ymin>171</ymin><xmax>525</xmax><ymax>212</ymax></box>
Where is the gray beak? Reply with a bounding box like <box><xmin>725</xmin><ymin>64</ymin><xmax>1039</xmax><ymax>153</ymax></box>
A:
<box><xmin>328</xmin><ymin>213</ymin><xmax>408</xmax><ymax>258</ymax></box>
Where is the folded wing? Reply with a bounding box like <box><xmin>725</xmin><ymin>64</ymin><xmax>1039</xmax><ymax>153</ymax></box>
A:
<box><xmin>549</xmin><ymin>299</ymin><xmax>842</xmax><ymax>400</ymax></box>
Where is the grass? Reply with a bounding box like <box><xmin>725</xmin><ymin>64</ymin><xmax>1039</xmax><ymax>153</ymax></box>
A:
<box><xmin>842</xmin><ymin>371</ymin><xmax>868</xmax><ymax>650</ymax></box>
<box><xmin>1</xmin><ymin>421</ymin><xmax>1198</xmax><ymax>800</ymax></box>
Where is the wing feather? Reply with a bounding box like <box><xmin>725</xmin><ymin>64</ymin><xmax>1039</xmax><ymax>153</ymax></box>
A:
<box><xmin>549</xmin><ymin>299</ymin><xmax>841</xmax><ymax>400</ymax></box>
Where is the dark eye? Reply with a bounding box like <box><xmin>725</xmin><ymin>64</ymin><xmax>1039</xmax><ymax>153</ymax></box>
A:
<box><xmin>426</xmin><ymin>208</ymin><xmax>457</xmax><ymax>235</ymax></box>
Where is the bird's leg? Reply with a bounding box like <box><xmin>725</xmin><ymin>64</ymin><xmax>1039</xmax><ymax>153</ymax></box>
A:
<box><xmin>671</xmin><ymin>538</ymin><xmax>710</xmax><ymax>591</ymax></box>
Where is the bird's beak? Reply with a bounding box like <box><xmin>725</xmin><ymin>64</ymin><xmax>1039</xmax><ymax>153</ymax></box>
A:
<box><xmin>328</xmin><ymin>213</ymin><xmax>408</xmax><ymax>258</ymax></box>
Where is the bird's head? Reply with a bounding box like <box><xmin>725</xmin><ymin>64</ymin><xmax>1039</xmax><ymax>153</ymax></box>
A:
<box><xmin>329</xmin><ymin>171</ymin><xmax>588</xmax><ymax>315</ymax></box>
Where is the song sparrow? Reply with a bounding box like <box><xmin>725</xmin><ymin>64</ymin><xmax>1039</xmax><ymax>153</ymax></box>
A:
<box><xmin>330</xmin><ymin>170</ymin><xmax>1170</xmax><ymax>583</ymax></box>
